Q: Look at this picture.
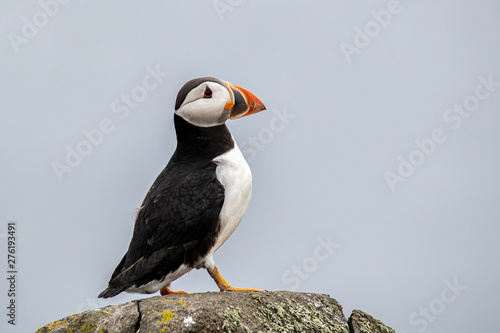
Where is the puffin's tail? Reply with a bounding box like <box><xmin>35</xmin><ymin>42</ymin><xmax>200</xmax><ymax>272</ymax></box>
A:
<box><xmin>98</xmin><ymin>286</ymin><xmax>126</xmax><ymax>299</ymax></box>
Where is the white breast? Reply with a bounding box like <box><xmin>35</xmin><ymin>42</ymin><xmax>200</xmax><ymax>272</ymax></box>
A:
<box><xmin>210</xmin><ymin>142</ymin><xmax>252</xmax><ymax>256</ymax></box>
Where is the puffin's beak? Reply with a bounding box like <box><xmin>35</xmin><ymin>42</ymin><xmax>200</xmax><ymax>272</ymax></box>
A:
<box><xmin>224</xmin><ymin>82</ymin><xmax>266</xmax><ymax>119</ymax></box>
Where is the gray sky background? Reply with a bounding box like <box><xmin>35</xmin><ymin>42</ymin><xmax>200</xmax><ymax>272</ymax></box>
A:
<box><xmin>1</xmin><ymin>1</ymin><xmax>499</xmax><ymax>332</ymax></box>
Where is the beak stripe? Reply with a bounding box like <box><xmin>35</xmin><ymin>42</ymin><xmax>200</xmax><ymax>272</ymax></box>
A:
<box><xmin>225</xmin><ymin>82</ymin><xmax>236</xmax><ymax>106</ymax></box>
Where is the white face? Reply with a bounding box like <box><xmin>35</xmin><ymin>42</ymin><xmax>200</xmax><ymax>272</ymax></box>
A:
<box><xmin>174</xmin><ymin>81</ymin><xmax>232</xmax><ymax>127</ymax></box>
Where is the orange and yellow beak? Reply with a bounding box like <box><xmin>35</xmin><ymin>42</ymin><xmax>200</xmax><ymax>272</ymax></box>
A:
<box><xmin>224</xmin><ymin>82</ymin><xmax>266</xmax><ymax>119</ymax></box>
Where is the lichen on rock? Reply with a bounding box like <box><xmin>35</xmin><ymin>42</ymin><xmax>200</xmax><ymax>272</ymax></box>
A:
<box><xmin>252</xmin><ymin>294</ymin><xmax>349</xmax><ymax>333</ymax></box>
<box><xmin>36</xmin><ymin>301</ymin><xmax>139</xmax><ymax>333</ymax></box>
<box><xmin>37</xmin><ymin>291</ymin><xmax>396</xmax><ymax>333</ymax></box>
<box><xmin>219</xmin><ymin>306</ymin><xmax>251</xmax><ymax>333</ymax></box>
<box><xmin>348</xmin><ymin>309</ymin><xmax>396</xmax><ymax>333</ymax></box>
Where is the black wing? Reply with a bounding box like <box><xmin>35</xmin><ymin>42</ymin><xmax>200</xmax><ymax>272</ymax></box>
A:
<box><xmin>98</xmin><ymin>161</ymin><xmax>224</xmax><ymax>298</ymax></box>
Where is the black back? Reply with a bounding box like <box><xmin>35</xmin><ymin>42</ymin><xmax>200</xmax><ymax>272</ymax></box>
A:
<box><xmin>98</xmin><ymin>115</ymin><xmax>234</xmax><ymax>298</ymax></box>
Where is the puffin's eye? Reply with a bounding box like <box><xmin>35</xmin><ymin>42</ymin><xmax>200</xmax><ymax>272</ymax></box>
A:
<box><xmin>203</xmin><ymin>86</ymin><xmax>212</xmax><ymax>98</ymax></box>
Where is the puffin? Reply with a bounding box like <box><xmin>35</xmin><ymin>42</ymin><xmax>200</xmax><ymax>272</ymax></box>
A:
<box><xmin>98</xmin><ymin>77</ymin><xmax>266</xmax><ymax>298</ymax></box>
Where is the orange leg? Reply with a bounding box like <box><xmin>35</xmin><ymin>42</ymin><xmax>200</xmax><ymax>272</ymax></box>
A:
<box><xmin>207</xmin><ymin>265</ymin><xmax>264</xmax><ymax>292</ymax></box>
<box><xmin>160</xmin><ymin>286</ymin><xmax>189</xmax><ymax>296</ymax></box>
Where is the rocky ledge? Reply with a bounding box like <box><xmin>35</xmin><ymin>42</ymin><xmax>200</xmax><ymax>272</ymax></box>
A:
<box><xmin>37</xmin><ymin>291</ymin><xmax>395</xmax><ymax>332</ymax></box>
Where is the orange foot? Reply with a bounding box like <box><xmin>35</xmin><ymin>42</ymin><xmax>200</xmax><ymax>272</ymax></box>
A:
<box><xmin>160</xmin><ymin>286</ymin><xmax>189</xmax><ymax>296</ymax></box>
<box><xmin>207</xmin><ymin>265</ymin><xmax>264</xmax><ymax>292</ymax></box>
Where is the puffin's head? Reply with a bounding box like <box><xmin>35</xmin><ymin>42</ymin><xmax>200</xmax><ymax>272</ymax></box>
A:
<box><xmin>174</xmin><ymin>77</ymin><xmax>266</xmax><ymax>127</ymax></box>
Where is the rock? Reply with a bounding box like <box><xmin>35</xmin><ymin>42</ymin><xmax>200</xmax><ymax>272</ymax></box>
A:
<box><xmin>36</xmin><ymin>301</ymin><xmax>139</xmax><ymax>333</ymax></box>
<box><xmin>38</xmin><ymin>291</ymin><xmax>396</xmax><ymax>332</ymax></box>
<box><xmin>348</xmin><ymin>309</ymin><xmax>396</xmax><ymax>333</ymax></box>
